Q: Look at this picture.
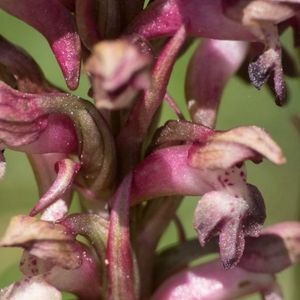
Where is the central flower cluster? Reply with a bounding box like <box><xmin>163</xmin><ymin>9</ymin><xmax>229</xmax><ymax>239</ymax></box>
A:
<box><xmin>0</xmin><ymin>1</ymin><xmax>300</xmax><ymax>300</ymax></box>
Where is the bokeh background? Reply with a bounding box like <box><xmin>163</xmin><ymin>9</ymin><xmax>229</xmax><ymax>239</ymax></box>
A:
<box><xmin>0</xmin><ymin>9</ymin><xmax>300</xmax><ymax>299</ymax></box>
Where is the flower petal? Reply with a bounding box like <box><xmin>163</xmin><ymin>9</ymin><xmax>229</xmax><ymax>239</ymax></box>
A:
<box><xmin>61</xmin><ymin>213</ymin><xmax>109</xmax><ymax>294</ymax></box>
<box><xmin>150</xmin><ymin>120</ymin><xmax>213</xmax><ymax>151</ymax></box>
<box><xmin>193</xmin><ymin>184</ymin><xmax>266</xmax><ymax>268</ymax></box>
<box><xmin>188</xmin><ymin>126</ymin><xmax>286</xmax><ymax>169</ymax></box>
<box><xmin>185</xmin><ymin>39</ymin><xmax>248</xmax><ymax>127</ymax></box>
<box><xmin>0</xmin><ymin>215</ymin><xmax>73</xmax><ymax>246</ymax></box>
<box><xmin>85</xmin><ymin>37</ymin><xmax>151</xmax><ymax>109</ymax></box>
<box><xmin>131</xmin><ymin>123</ymin><xmax>284</xmax><ymax>205</ymax></box>
<box><xmin>20</xmin><ymin>245</ymin><xmax>102</xmax><ymax>300</ymax></box>
<box><xmin>0</xmin><ymin>0</ymin><xmax>81</xmax><ymax>89</ymax></box>
<box><xmin>0</xmin><ymin>277</ymin><xmax>62</xmax><ymax>300</ymax></box>
<box><xmin>152</xmin><ymin>260</ymin><xmax>278</xmax><ymax>300</ymax></box>
<box><xmin>240</xmin><ymin>222</ymin><xmax>300</xmax><ymax>273</ymax></box>
<box><xmin>223</xmin><ymin>0</ymin><xmax>300</xmax><ymax>104</ymax></box>
<box><xmin>127</xmin><ymin>0</ymin><xmax>254</xmax><ymax>40</ymax></box>
<box><xmin>0</xmin><ymin>215</ymin><xmax>102</xmax><ymax>299</ymax></box>
<box><xmin>30</xmin><ymin>159</ymin><xmax>80</xmax><ymax>216</ymax></box>
<box><xmin>0</xmin><ymin>82</ymin><xmax>116</xmax><ymax>198</ymax></box>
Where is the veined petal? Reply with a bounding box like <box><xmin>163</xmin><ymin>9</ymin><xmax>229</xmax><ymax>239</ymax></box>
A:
<box><xmin>185</xmin><ymin>39</ymin><xmax>248</xmax><ymax>127</ymax></box>
<box><xmin>0</xmin><ymin>0</ymin><xmax>81</xmax><ymax>90</ymax></box>
<box><xmin>152</xmin><ymin>260</ymin><xmax>280</xmax><ymax>300</ymax></box>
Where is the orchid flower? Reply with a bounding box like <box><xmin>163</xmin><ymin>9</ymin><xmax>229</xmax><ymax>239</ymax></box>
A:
<box><xmin>0</xmin><ymin>215</ymin><xmax>103</xmax><ymax>299</ymax></box>
<box><xmin>129</xmin><ymin>0</ymin><xmax>300</xmax><ymax>105</ymax></box>
<box><xmin>0</xmin><ymin>1</ymin><xmax>299</xmax><ymax>299</ymax></box>
<box><xmin>152</xmin><ymin>221</ymin><xmax>300</xmax><ymax>300</ymax></box>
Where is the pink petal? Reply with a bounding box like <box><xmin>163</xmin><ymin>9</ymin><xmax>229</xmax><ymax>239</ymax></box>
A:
<box><xmin>185</xmin><ymin>39</ymin><xmax>248</xmax><ymax>127</ymax></box>
<box><xmin>240</xmin><ymin>222</ymin><xmax>300</xmax><ymax>273</ymax></box>
<box><xmin>152</xmin><ymin>260</ymin><xmax>278</xmax><ymax>300</ymax></box>
<box><xmin>193</xmin><ymin>185</ymin><xmax>266</xmax><ymax>268</ymax></box>
<box><xmin>0</xmin><ymin>215</ymin><xmax>102</xmax><ymax>299</ymax></box>
<box><xmin>0</xmin><ymin>83</ymin><xmax>77</xmax><ymax>153</ymax></box>
<box><xmin>188</xmin><ymin>126</ymin><xmax>286</xmax><ymax>169</ymax></box>
<box><xmin>85</xmin><ymin>37</ymin><xmax>151</xmax><ymax>109</ymax></box>
<box><xmin>127</xmin><ymin>0</ymin><xmax>254</xmax><ymax>40</ymax></box>
<box><xmin>130</xmin><ymin>145</ymin><xmax>246</xmax><ymax>204</ymax></box>
<box><xmin>0</xmin><ymin>0</ymin><xmax>81</xmax><ymax>89</ymax></box>
<box><xmin>0</xmin><ymin>82</ymin><xmax>116</xmax><ymax>197</ymax></box>
<box><xmin>30</xmin><ymin>159</ymin><xmax>80</xmax><ymax>216</ymax></box>
<box><xmin>29</xmin><ymin>153</ymin><xmax>74</xmax><ymax>222</ymax></box>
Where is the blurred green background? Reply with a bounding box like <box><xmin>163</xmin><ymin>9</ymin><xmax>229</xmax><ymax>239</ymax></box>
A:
<box><xmin>0</xmin><ymin>9</ymin><xmax>300</xmax><ymax>300</ymax></box>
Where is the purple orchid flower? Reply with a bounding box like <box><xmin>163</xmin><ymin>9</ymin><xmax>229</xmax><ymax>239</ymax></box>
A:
<box><xmin>0</xmin><ymin>1</ymin><xmax>299</xmax><ymax>299</ymax></box>
<box><xmin>152</xmin><ymin>221</ymin><xmax>300</xmax><ymax>300</ymax></box>
<box><xmin>0</xmin><ymin>215</ymin><xmax>103</xmax><ymax>299</ymax></box>
<box><xmin>129</xmin><ymin>0</ymin><xmax>300</xmax><ymax>104</ymax></box>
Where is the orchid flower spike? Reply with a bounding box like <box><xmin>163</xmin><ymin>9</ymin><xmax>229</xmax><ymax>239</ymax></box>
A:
<box><xmin>0</xmin><ymin>1</ymin><xmax>299</xmax><ymax>299</ymax></box>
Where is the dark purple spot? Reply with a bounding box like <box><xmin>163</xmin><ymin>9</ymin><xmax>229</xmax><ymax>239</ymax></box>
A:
<box><xmin>236</xmin><ymin>162</ymin><xmax>243</xmax><ymax>168</ymax></box>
